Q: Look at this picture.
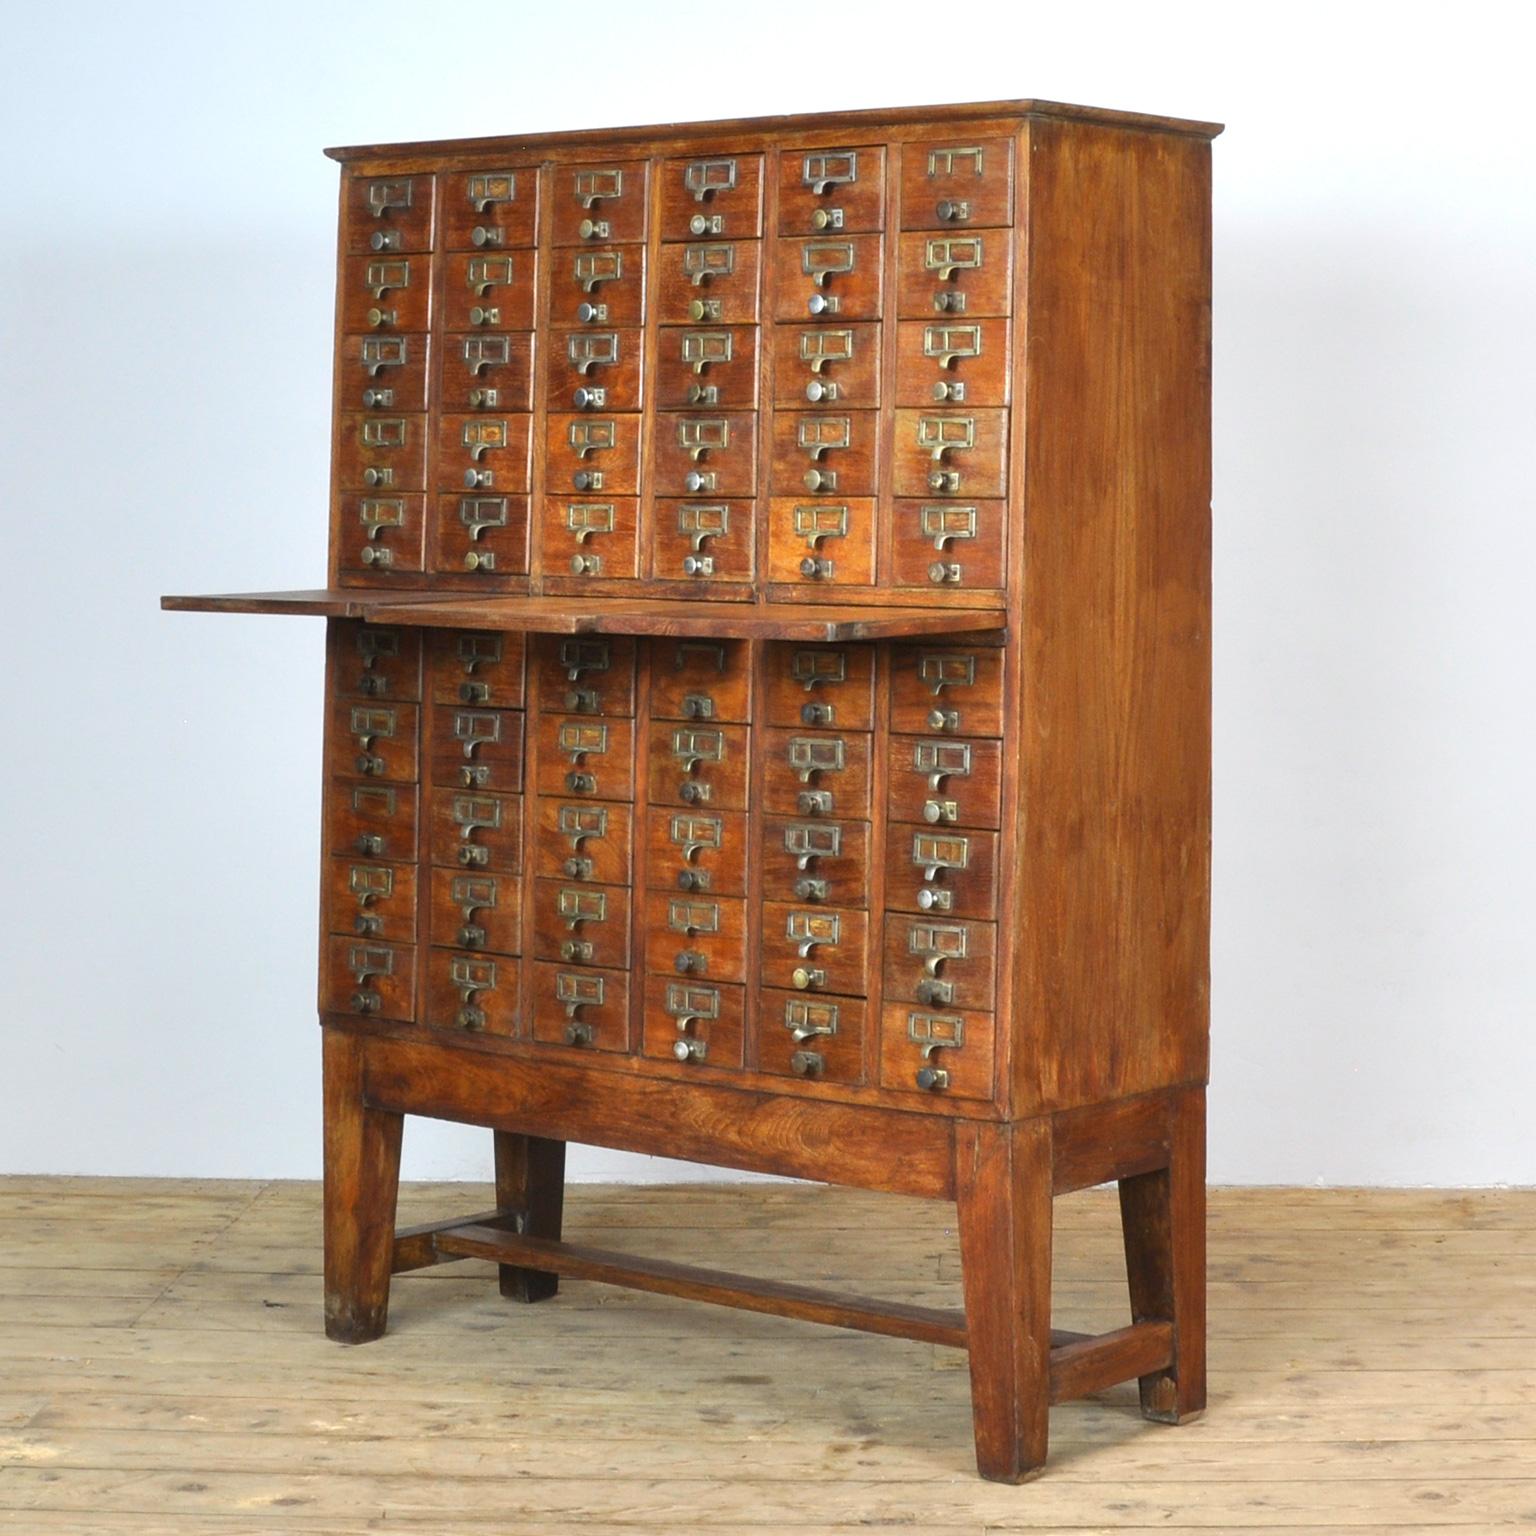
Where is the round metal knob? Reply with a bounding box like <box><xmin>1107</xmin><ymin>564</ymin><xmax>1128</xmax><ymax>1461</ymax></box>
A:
<box><xmin>577</xmin><ymin>302</ymin><xmax>601</xmax><ymax>323</ymax></box>
<box><xmin>682</xmin><ymin>555</ymin><xmax>708</xmax><ymax>577</ymax></box>
<box><xmin>807</xmin><ymin>292</ymin><xmax>831</xmax><ymax>316</ymax></box>
<box><xmin>676</xmin><ymin>870</ymin><xmax>704</xmax><ymax>892</ymax></box>
<box><xmin>368</xmin><ymin>230</ymin><xmax>399</xmax><ymax>252</ymax></box>
<box><xmin>573</xmin><ymin>471</ymin><xmax>597</xmax><ymax>491</ymax></box>
<box><xmin>922</xmin><ymin>799</ymin><xmax>947</xmax><ymax>823</ymax></box>
<box><xmin>571</xmin><ymin>553</ymin><xmax>598</xmax><ymax>575</ymax></box>
<box><xmin>351</xmin><ymin>991</ymin><xmax>378</xmax><ymax>1014</ymax></box>
<box><xmin>916</xmin><ymin>1065</ymin><xmax>950</xmax><ymax>1091</ymax></box>
<box><xmin>359</xmin><ymin>545</ymin><xmax>390</xmax><ymax>567</ymax></box>
<box><xmin>362</xmin><ymin>467</ymin><xmax>386</xmax><ymax>487</ymax></box>
<box><xmin>567</xmin><ymin>771</ymin><xmax>596</xmax><ymax>793</ymax></box>
<box><xmin>366</xmin><ymin>307</ymin><xmax>391</xmax><ymax>327</ymax></box>
<box><xmin>468</xmin><ymin>306</ymin><xmax>500</xmax><ymax>327</ymax></box>
<box><xmin>805</xmin><ymin>379</ymin><xmax>833</xmax><ymax>402</ymax></box>
<box><xmin>811</xmin><ymin>208</ymin><xmax>835</xmax><ymax>230</ymax></box>
<box><xmin>470</xmin><ymin>225</ymin><xmax>501</xmax><ymax>247</ymax></box>
<box><xmin>564</xmin><ymin>1021</ymin><xmax>594</xmax><ymax>1047</ymax></box>
<box><xmin>688</xmin><ymin>299</ymin><xmax>711</xmax><ymax>321</ymax></box>
<box><xmin>464</xmin><ymin>468</ymin><xmax>491</xmax><ymax>488</ymax></box>
<box><xmin>936</xmin><ymin>199</ymin><xmax>966</xmax><ymax>222</ymax></box>
<box><xmin>679</xmin><ymin>781</ymin><xmax>706</xmax><ymax>804</ymax></box>
<box><xmin>464</xmin><ymin>551</ymin><xmax>492</xmax><ymax>572</ymax></box>
<box><xmin>673</xmin><ymin>1037</ymin><xmax>705</xmax><ymax>1062</ymax></box>
<box><xmin>799</xmin><ymin>556</ymin><xmax>824</xmax><ymax>579</ymax></box>
<box><xmin>579</xmin><ymin>217</ymin><xmax>601</xmax><ymax>239</ymax></box>
<box><xmin>468</xmin><ymin>388</ymin><xmax>494</xmax><ymax>408</ymax></box>
<box><xmin>790</xmin><ymin>1049</ymin><xmax>825</xmax><ymax>1077</ymax></box>
<box><xmin>915</xmin><ymin>979</ymin><xmax>949</xmax><ymax>1005</ymax></box>
<box><xmin>355</xmin><ymin>834</ymin><xmax>384</xmax><ymax>857</ymax></box>
<box><xmin>802</xmin><ymin>469</ymin><xmax>829</xmax><ymax>492</ymax></box>
<box><xmin>563</xmin><ymin>857</ymin><xmax>591</xmax><ymax>880</ymax></box>
<box><xmin>573</xmin><ymin>386</ymin><xmax>598</xmax><ymax>409</ymax></box>
<box><xmin>917</xmin><ymin>887</ymin><xmax>941</xmax><ymax>911</ymax></box>
<box><xmin>689</xmin><ymin>213</ymin><xmax>709</xmax><ymax>235</ymax></box>
<box><xmin>362</xmin><ymin>388</ymin><xmax>388</xmax><ymax>407</ymax></box>
<box><xmin>675</xmin><ymin>951</ymin><xmax>701</xmax><ymax>974</ymax></box>
<box><xmin>684</xmin><ymin>471</ymin><xmax>708</xmax><ymax>493</ymax></box>
<box><xmin>790</xmin><ymin>966</ymin><xmax>823</xmax><ymax>991</ymax></box>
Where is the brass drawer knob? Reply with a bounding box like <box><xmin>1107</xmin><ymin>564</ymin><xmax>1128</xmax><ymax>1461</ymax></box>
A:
<box><xmin>790</xmin><ymin>966</ymin><xmax>825</xmax><ymax>991</ymax></box>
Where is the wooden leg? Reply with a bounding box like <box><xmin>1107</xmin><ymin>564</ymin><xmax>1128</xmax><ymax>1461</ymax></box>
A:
<box><xmin>322</xmin><ymin>1031</ymin><xmax>403</xmax><ymax>1344</ymax></box>
<box><xmin>954</xmin><ymin>1119</ymin><xmax>1053</xmax><ymax>1483</ymax></box>
<box><xmin>494</xmin><ymin>1131</ymin><xmax>566</xmax><ymax>1302</ymax></box>
<box><xmin>1118</xmin><ymin>1086</ymin><xmax>1207</xmax><ymax>1422</ymax></box>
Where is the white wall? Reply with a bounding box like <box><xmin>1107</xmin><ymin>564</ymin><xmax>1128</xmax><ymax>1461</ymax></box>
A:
<box><xmin>2</xmin><ymin>1</ymin><xmax>1531</xmax><ymax>1185</ymax></box>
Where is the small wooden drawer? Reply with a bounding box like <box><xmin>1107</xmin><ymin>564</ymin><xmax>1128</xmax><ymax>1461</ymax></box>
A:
<box><xmin>431</xmin><ymin>493</ymin><xmax>530</xmax><ymax>579</ymax></box>
<box><xmin>341</xmin><ymin>332</ymin><xmax>430</xmax><ymax>413</ymax></box>
<box><xmin>889</xmin><ymin>644</ymin><xmax>1005</xmax><ymax>737</ymax></box>
<box><xmin>550</xmin><ymin>160</ymin><xmax>650</xmax><ymax>246</ymax></box>
<box><xmin>760</xmin><ymin>901</ymin><xmax>869</xmax><ymax>997</ymax></box>
<box><xmin>428</xmin><ymin>865</ymin><xmax>523</xmax><ymax>957</ymax></box>
<box><xmin>548</xmin><ymin>244</ymin><xmax>646</xmax><ymax>328</ymax></box>
<box><xmin>772</xmin><ymin>322</ymin><xmax>881</xmax><ymax>410</ymax></box>
<box><xmin>656</xmin><ymin>240</ymin><xmax>762</xmax><ymax>326</ymax></box>
<box><xmin>760</xmin><ymin>816</ymin><xmax>870</xmax><ymax>907</ymax></box>
<box><xmin>890</xmin><ymin>498</ymin><xmax>1005</xmax><ymax>591</ymax></box>
<box><xmin>532</xmin><ymin>878</ymin><xmax>632</xmax><ymax>969</ymax></box>
<box><xmin>769</xmin><ymin>411</ymin><xmax>879</xmax><ymax>497</ymax></box>
<box><xmin>427</xmin><ymin>630</ymin><xmax>526</xmax><ymax>710</ymax></box>
<box><xmin>887</xmin><ymin>734</ymin><xmax>1003</xmax><ymax>829</ymax></box>
<box><xmin>546</xmin><ymin>328</ymin><xmax>644</xmax><ymax>413</ymax></box>
<box><xmin>345</xmin><ymin>173</ymin><xmax>435</xmax><ymax>255</ymax></box>
<box><xmin>762</xmin><ymin>642</ymin><xmax>876</xmax><ymax>731</ymax></box>
<box><xmin>654</xmin><ymin>325</ymin><xmax>760</xmax><ymax>410</ymax></box>
<box><xmin>532</xmin><ymin>798</ymin><xmax>635</xmax><ymax>887</ymax></box>
<box><xmin>425</xmin><ymin>948</ymin><xmax>518</xmax><ymax>1037</ymax></box>
<box><xmin>772</xmin><ymin>234</ymin><xmax>883</xmax><ymax>323</ymax></box>
<box><xmin>330</xmin><ymin>622</ymin><xmax>423</xmax><ymax>702</ymax></box>
<box><xmin>895</xmin><ymin>318</ymin><xmax>1010</xmax><ymax>408</ymax></box>
<box><xmin>766</xmin><ymin>496</ymin><xmax>876</xmax><ymax>586</ymax></box>
<box><xmin>428</xmin><ymin>704</ymin><xmax>524</xmax><ymax>793</ymax></box>
<box><xmin>642</xmin><ymin>975</ymin><xmax>745</xmax><ymax>1070</ymax></box>
<box><xmin>531</xmin><ymin>635</ymin><xmax>638</xmax><ymax>717</ymax></box>
<box><xmin>883</xmin><ymin>824</ymin><xmax>999</xmax><ymax>920</ymax></box>
<box><xmin>644</xmin><ymin>891</ymin><xmax>747</xmax><ymax>981</ymax></box>
<box><xmin>439</xmin><ymin>332</ymin><xmax>535</xmax><ymax>414</ymax></box>
<box><xmin>438</xmin><ymin>165</ymin><xmax>540</xmax><ymax>250</ymax></box>
<box><xmin>660</xmin><ymin>153</ymin><xmax>764</xmax><ymax>241</ymax></box>
<box><xmin>436</xmin><ymin>413</ymin><xmax>532</xmax><ymax>496</ymax></box>
<box><xmin>540</xmin><ymin>495</ymin><xmax>639</xmax><ymax>582</ymax></box>
<box><xmin>645</xmin><ymin>721</ymin><xmax>751</xmax><ymax>812</ymax></box>
<box><xmin>530</xmin><ymin>962</ymin><xmax>631</xmax><ymax>1053</ymax></box>
<box><xmin>336</xmin><ymin>412</ymin><xmax>426</xmax><ymax>494</ymax></box>
<box><xmin>760</xmin><ymin>727</ymin><xmax>872</xmax><ymax>820</ymax></box>
<box><xmin>778</xmin><ymin>145</ymin><xmax>885</xmax><ymax>234</ymax></box>
<box><xmin>441</xmin><ymin>249</ymin><xmax>538</xmax><ymax>332</ymax></box>
<box><xmin>882</xmin><ymin>914</ymin><xmax>998</xmax><ymax>1013</ymax></box>
<box><xmin>645</xmin><ymin>806</ymin><xmax>749</xmax><ymax>899</ymax></box>
<box><xmin>323</xmin><ymin>856</ymin><xmax>419</xmax><ymax>945</ymax></box>
<box><xmin>534</xmin><ymin>714</ymin><xmax>637</xmax><ymax>802</ymax></box>
<box><xmin>322</xmin><ymin>935</ymin><xmax>416</xmax><ymax>1023</ymax></box>
<box><xmin>652</xmin><ymin>411</ymin><xmax>758</xmax><ymax>498</ymax></box>
<box><xmin>325</xmin><ymin>778</ymin><xmax>419</xmax><ymax>863</ymax></box>
<box><xmin>758</xmin><ymin>988</ymin><xmax>865</xmax><ymax>1085</ymax></box>
<box><xmin>896</xmin><ymin>230</ymin><xmax>1013</xmax><ymax>320</ymax></box>
<box><xmin>892</xmin><ymin>407</ymin><xmax>1007</xmax><ymax>499</ymax></box>
<box><xmin>341</xmin><ymin>255</ymin><xmax>432</xmax><ymax>332</ymax></box>
<box><xmin>650</xmin><ymin>499</ymin><xmax>755</xmax><ymax>583</ymax></box>
<box><xmin>427</xmin><ymin>787</ymin><xmax>523</xmax><ymax>875</ymax></box>
<box><xmin>900</xmin><ymin>138</ymin><xmax>1014</xmax><ymax>231</ymax></box>
<box><xmin>326</xmin><ymin>699</ymin><xmax>419</xmax><ymax>784</ymax></box>
<box><xmin>879</xmin><ymin>1002</ymin><xmax>995</xmax><ymax>1100</ymax></box>
<box><xmin>544</xmin><ymin>413</ymin><xmax>642</xmax><ymax>498</ymax></box>
<box><xmin>338</xmin><ymin>493</ymin><xmax>426</xmax><ymax>582</ymax></box>
<box><xmin>648</xmin><ymin>638</ymin><xmax>753</xmax><ymax>723</ymax></box>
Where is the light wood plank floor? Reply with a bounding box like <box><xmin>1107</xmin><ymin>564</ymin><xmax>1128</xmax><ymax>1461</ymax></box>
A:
<box><xmin>1</xmin><ymin>1179</ymin><xmax>1533</xmax><ymax>1533</ymax></box>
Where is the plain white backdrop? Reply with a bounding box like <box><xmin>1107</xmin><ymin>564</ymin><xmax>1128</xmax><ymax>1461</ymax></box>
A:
<box><xmin>1</xmin><ymin>1</ymin><xmax>1532</xmax><ymax>1185</ymax></box>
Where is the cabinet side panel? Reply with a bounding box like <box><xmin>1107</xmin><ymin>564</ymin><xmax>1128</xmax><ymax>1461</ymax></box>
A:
<box><xmin>1014</xmin><ymin>119</ymin><xmax>1212</xmax><ymax>1113</ymax></box>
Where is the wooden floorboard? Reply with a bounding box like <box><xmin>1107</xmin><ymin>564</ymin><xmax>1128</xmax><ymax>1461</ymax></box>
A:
<box><xmin>1</xmin><ymin>1180</ymin><xmax>1533</xmax><ymax>1531</ymax></box>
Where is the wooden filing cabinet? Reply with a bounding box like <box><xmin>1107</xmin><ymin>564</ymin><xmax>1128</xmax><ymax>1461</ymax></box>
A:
<box><xmin>165</xmin><ymin>96</ymin><xmax>1220</xmax><ymax>1482</ymax></box>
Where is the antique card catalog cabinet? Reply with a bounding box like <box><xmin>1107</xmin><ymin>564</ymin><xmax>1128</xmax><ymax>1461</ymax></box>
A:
<box><xmin>165</xmin><ymin>98</ymin><xmax>1219</xmax><ymax>1481</ymax></box>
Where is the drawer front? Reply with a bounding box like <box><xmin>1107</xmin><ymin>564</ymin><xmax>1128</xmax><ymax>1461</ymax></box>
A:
<box><xmin>642</xmin><ymin>975</ymin><xmax>745</xmax><ymax>1069</ymax></box>
<box><xmin>656</xmin><ymin>240</ymin><xmax>762</xmax><ymax>326</ymax></box>
<box><xmin>773</xmin><ymin>234</ymin><xmax>883</xmax><ymax>323</ymax></box>
<box><xmin>337</xmin><ymin>493</ymin><xmax>425</xmax><ymax>580</ymax></box>
<box><xmin>645</xmin><ymin>807</ymin><xmax>749</xmax><ymax>898</ymax></box>
<box><xmin>540</xmin><ymin>495</ymin><xmax>640</xmax><ymax>582</ymax></box>
<box><xmin>427</xmin><ymin>788</ymin><xmax>523</xmax><ymax>874</ymax></box>
<box><xmin>770</xmin><ymin>411</ymin><xmax>879</xmax><ymax>497</ymax></box>
<box><xmin>896</xmin><ymin>230</ymin><xmax>1012</xmax><ymax>320</ymax></box>
<box><xmin>889</xmin><ymin>645</ymin><xmax>1005</xmax><ymax>736</ymax></box>
<box><xmin>341</xmin><ymin>255</ymin><xmax>432</xmax><ymax>332</ymax></box>
<box><xmin>880</xmin><ymin>1003</ymin><xmax>995</xmax><ymax>1100</ymax></box>
<box><xmin>883</xmin><ymin>824</ymin><xmax>999</xmax><ymax>919</ymax></box>
<box><xmin>545</xmin><ymin>413</ymin><xmax>642</xmax><ymax>497</ymax></box>
<box><xmin>547</xmin><ymin>328</ymin><xmax>644</xmax><ymax>413</ymax></box>
<box><xmin>882</xmin><ymin>914</ymin><xmax>997</xmax><ymax>1013</ymax></box>
<box><xmin>322</xmin><ymin>935</ymin><xmax>416</xmax><ymax>1023</ymax></box>
<box><xmin>766</xmin><ymin>496</ymin><xmax>876</xmax><ymax>586</ymax></box>
<box><xmin>548</xmin><ymin>243</ymin><xmax>646</xmax><ymax>328</ymax></box>
<box><xmin>437</xmin><ymin>413</ymin><xmax>532</xmax><ymax>495</ymax></box>
<box><xmin>651</xmin><ymin>499</ymin><xmax>755</xmax><ymax>583</ymax></box>
<box><xmin>654</xmin><ymin>324</ymin><xmax>760</xmax><ymax>410</ymax></box>
<box><xmin>886</xmin><ymin>734</ymin><xmax>1003</xmax><ymax>829</ymax></box>
<box><xmin>428</xmin><ymin>865</ymin><xmax>523</xmax><ymax>956</ymax></box>
<box><xmin>530</xmin><ymin>962</ymin><xmax>631</xmax><ymax>1053</ymax></box>
<box><xmin>326</xmin><ymin>778</ymin><xmax>419</xmax><ymax>863</ymax></box>
<box><xmin>439</xmin><ymin>331</ymin><xmax>535</xmax><ymax>414</ymax></box>
<box><xmin>327</xmin><ymin>699</ymin><xmax>420</xmax><ymax>783</ymax></box>
<box><xmin>432</xmin><ymin>493</ymin><xmax>530</xmax><ymax>578</ymax></box>
<box><xmin>760</xmin><ymin>902</ymin><xmax>869</xmax><ymax>997</ymax></box>
<box><xmin>660</xmin><ymin>153</ymin><xmax>764</xmax><ymax>242</ymax></box>
<box><xmin>440</xmin><ymin>250</ymin><xmax>538</xmax><ymax>332</ymax></box>
<box><xmin>550</xmin><ymin>160</ymin><xmax>650</xmax><ymax>246</ymax></box>
<box><xmin>428</xmin><ymin>704</ymin><xmax>524</xmax><ymax>793</ymax></box>
<box><xmin>900</xmin><ymin>138</ymin><xmax>1014</xmax><ymax>231</ymax></box>
<box><xmin>758</xmin><ymin>988</ymin><xmax>865</xmax><ymax>1085</ymax></box>
<box><xmin>647</xmin><ymin>638</ymin><xmax>752</xmax><ymax>724</ymax></box>
<box><xmin>532</xmin><ymin>878</ymin><xmax>632</xmax><ymax>969</ymax></box>
<box><xmin>761</xmin><ymin>642</ymin><xmax>876</xmax><ymax>731</ymax></box>
<box><xmin>439</xmin><ymin>166</ymin><xmax>540</xmax><ymax>250</ymax></box>
<box><xmin>324</xmin><ymin>856</ymin><xmax>419</xmax><ymax>945</ymax></box>
<box><xmin>533</xmin><ymin>797</ymin><xmax>635</xmax><ymax>887</ymax></box>
<box><xmin>425</xmin><ymin>948</ymin><xmax>518</xmax><ymax>1036</ymax></box>
<box><xmin>895</xmin><ymin>318</ymin><xmax>1010</xmax><ymax>408</ymax></box>
<box><xmin>892</xmin><ymin>408</ymin><xmax>1007</xmax><ymax>499</ymax></box>
<box><xmin>345</xmin><ymin>173</ymin><xmax>435</xmax><ymax>255</ymax></box>
<box><xmin>760</xmin><ymin>727</ymin><xmax>872</xmax><ymax>820</ymax></box>
<box><xmin>772</xmin><ymin>322</ymin><xmax>882</xmax><ymax>410</ymax></box>
<box><xmin>778</xmin><ymin>145</ymin><xmax>885</xmax><ymax>234</ymax></box>
<box><xmin>646</xmin><ymin>891</ymin><xmax>747</xmax><ymax>980</ymax></box>
<box><xmin>342</xmin><ymin>332</ymin><xmax>430</xmax><ymax>412</ymax></box>
<box><xmin>645</xmin><ymin>721</ymin><xmax>750</xmax><ymax>812</ymax></box>
<box><xmin>761</xmin><ymin>816</ymin><xmax>869</xmax><ymax>906</ymax></box>
<box><xmin>331</xmin><ymin>623</ymin><xmax>423</xmax><ymax>702</ymax></box>
<box><xmin>426</xmin><ymin>630</ymin><xmax>526</xmax><ymax>710</ymax></box>
<box><xmin>652</xmin><ymin>411</ymin><xmax>758</xmax><ymax>498</ymax></box>
<box><xmin>890</xmin><ymin>498</ymin><xmax>1005</xmax><ymax>591</ymax></box>
<box><xmin>534</xmin><ymin>714</ymin><xmax>637</xmax><ymax>801</ymax></box>
<box><xmin>336</xmin><ymin>413</ymin><xmax>426</xmax><ymax>493</ymax></box>
<box><xmin>531</xmin><ymin>635</ymin><xmax>638</xmax><ymax>717</ymax></box>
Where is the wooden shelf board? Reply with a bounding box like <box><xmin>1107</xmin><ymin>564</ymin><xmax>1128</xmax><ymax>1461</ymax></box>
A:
<box><xmin>160</xmin><ymin>589</ymin><xmax>451</xmax><ymax>619</ymax></box>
